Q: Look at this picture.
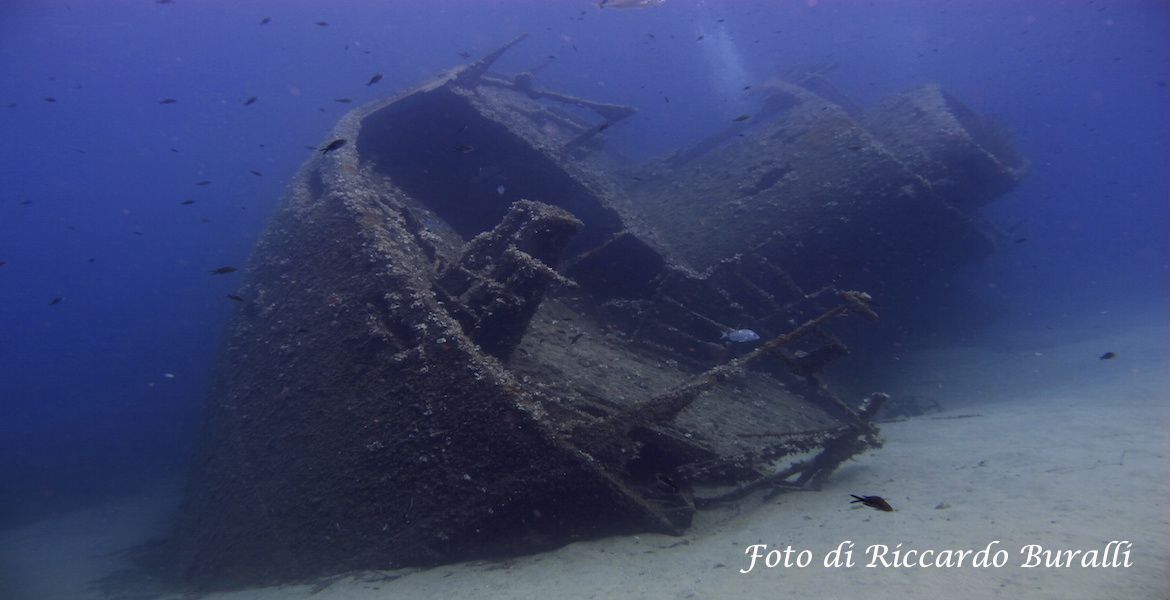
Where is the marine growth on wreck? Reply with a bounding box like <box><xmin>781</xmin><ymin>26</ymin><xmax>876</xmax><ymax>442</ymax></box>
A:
<box><xmin>171</xmin><ymin>35</ymin><xmax>1027</xmax><ymax>589</ymax></box>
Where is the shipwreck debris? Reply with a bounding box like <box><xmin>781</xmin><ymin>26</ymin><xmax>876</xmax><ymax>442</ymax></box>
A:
<box><xmin>170</xmin><ymin>35</ymin><xmax>1027</xmax><ymax>589</ymax></box>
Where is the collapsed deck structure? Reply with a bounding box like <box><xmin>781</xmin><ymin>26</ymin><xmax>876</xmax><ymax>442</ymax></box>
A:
<box><xmin>172</xmin><ymin>36</ymin><xmax>1027</xmax><ymax>588</ymax></box>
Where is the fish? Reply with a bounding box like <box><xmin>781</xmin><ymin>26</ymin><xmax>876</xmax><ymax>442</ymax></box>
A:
<box><xmin>243</xmin><ymin>96</ymin><xmax>258</xmax><ymax>106</ymax></box>
<box><xmin>459</xmin><ymin>51</ymin><xmax>472</xmax><ymax>58</ymax></box>
<box><xmin>314</xmin><ymin>21</ymin><xmax>329</xmax><ymax>26</ymax></box>
<box><xmin>1099</xmin><ymin>352</ymin><xmax>1116</xmax><ymax>361</ymax></box>
<box><xmin>733</xmin><ymin>114</ymin><xmax>751</xmax><ymax>122</ymax></box>
<box><xmin>180</xmin><ymin>200</ymin><xmax>195</xmax><ymax>205</ymax></box>
<box><xmin>226</xmin><ymin>293</ymin><xmax>245</xmax><ymax>302</ymax></box>
<box><xmin>195</xmin><ymin>180</ymin><xmax>212</xmax><ymax>186</ymax></box>
<box><xmin>44</xmin><ymin>97</ymin><xmax>57</xmax><ymax>102</ymax></box>
<box><xmin>334</xmin><ymin>98</ymin><xmax>353</xmax><ymax>103</ymax></box>
<box><xmin>158</xmin><ymin>98</ymin><xmax>177</xmax><ymax>104</ymax></box>
<box><xmin>260</xmin><ymin>17</ymin><xmax>271</xmax><ymax>25</ymax></box>
<box><xmin>850</xmin><ymin>494</ymin><xmax>894</xmax><ymax>512</ymax></box>
<box><xmin>49</xmin><ymin>297</ymin><xmax>63</xmax><ymax>305</ymax></box>
<box><xmin>249</xmin><ymin>170</ymin><xmax>262</xmax><ymax>176</ymax></box>
<box><xmin>454</xmin><ymin>144</ymin><xmax>475</xmax><ymax>153</ymax></box>
<box><xmin>599</xmin><ymin>122</ymin><xmax>610</xmax><ymax>132</ymax></box>
<box><xmin>319</xmin><ymin>139</ymin><xmax>347</xmax><ymax>153</ymax></box>
<box><xmin>210</xmin><ymin>267</ymin><xmax>238</xmax><ymax>275</ymax></box>
<box><xmin>721</xmin><ymin>329</ymin><xmax>760</xmax><ymax>343</ymax></box>
<box><xmin>367</xmin><ymin>73</ymin><xmax>383</xmax><ymax>86</ymax></box>
<box><xmin>0</xmin><ymin>261</ymin><xmax>6</xmax><ymax>266</ymax></box>
<box><xmin>1015</xmin><ymin>237</ymin><xmax>1027</xmax><ymax>243</ymax></box>
<box><xmin>599</xmin><ymin>0</ymin><xmax>665</xmax><ymax>9</ymax></box>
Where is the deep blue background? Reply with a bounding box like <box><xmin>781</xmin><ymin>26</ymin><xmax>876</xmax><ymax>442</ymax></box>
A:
<box><xmin>1</xmin><ymin>0</ymin><xmax>1166</xmax><ymax>526</ymax></box>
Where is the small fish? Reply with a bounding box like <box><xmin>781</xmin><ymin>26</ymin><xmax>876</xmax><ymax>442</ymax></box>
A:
<box><xmin>850</xmin><ymin>494</ymin><xmax>894</xmax><ymax>512</ymax></box>
<box><xmin>158</xmin><ymin>98</ymin><xmax>177</xmax><ymax>104</ymax></box>
<box><xmin>43</xmin><ymin>97</ymin><xmax>57</xmax><ymax>102</ymax></box>
<box><xmin>180</xmin><ymin>199</ymin><xmax>195</xmax><ymax>205</ymax></box>
<box><xmin>599</xmin><ymin>122</ymin><xmax>610</xmax><ymax>132</ymax></box>
<box><xmin>49</xmin><ymin>297</ymin><xmax>63</xmax><ymax>305</ymax></box>
<box><xmin>210</xmin><ymin>267</ymin><xmax>238</xmax><ymax>275</ymax></box>
<box><xmin>249</xmin><ymin>170</ymin><xmax>262</xmax><ymax>176</ymax></box>
<box><xmin>0</xmin><ymin>260</ymin><xmax>6</xmax><ymax>266</ymax></box>
<box><xmin>599</xmin><ymin>0</ymin><xmax>665</xmax><ymax>9</ymax></box>
<box><xmin>459</xmin><ymin>51</ymin><xmax>471</xmax><ymax>58</ymax></box>
<box><xmin>334</xmin><ymin>98</ymin><xmax>353</xmax><ymax>103</ymax></box>
<box><xmin>319</xmin><ymin>139</ymin><xmax>347</xmax><ymax>153</ymax></box>
<box><xmin>243</xmin><ymin>96</ymin><xmax>258</xmax><ymax>106</ymax></box>
<box><xmin>454</xmin><ymin>144</ymin><xmax>474</xmax><ymax>153</ymax></box>
<box><xmin>226</xmin><ymin>293</ymin><xmax>245</xmax><ymax>302</ymax></box>
<box><xmin>314</xmin><ymin>21</ymin><xmax>329</xmax><ymax>26</ymax></box>
<box><xmin>20</xmin><ymin>200</ymin><xmax>32</xmax><ymax>205</ymax></box>
<box><xmin>733</xmin><ymin>114</ymin><xmax>751</xmax><ymax>122</ymax></box>
<box><xmin>1099</xmin><ymin>352</ymin><xmax>1116</xmax><ymax>361</ymax></box>
<box><xmin>1015</xmin><ymin>237</ymin><xmax>1027</xmax><ymax>243</ymax></box>
<box><xmin>259</xmin><ymin>17</ymin><xmax>271</xmax><ymax>25</ymax></box>
<box><xmin>195</xmin><ymin>180</ymin><xmax>212</xmax><ymax>186</ymax></box>
<box><xmin>721</xmin><ymin>329</ymin><xmax>760</xmax><ymax>343</ymax></box>
<box><xmin>367</xmin><ymin>73</ymin><xmax>383</xmax><ymax>86</ymax></box>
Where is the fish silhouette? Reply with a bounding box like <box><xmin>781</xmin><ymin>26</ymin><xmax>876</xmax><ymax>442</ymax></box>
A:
<box><xmin>850</xmin><ymin>494</ymin><xmax>894</xmax><ymax>512</ymax></box>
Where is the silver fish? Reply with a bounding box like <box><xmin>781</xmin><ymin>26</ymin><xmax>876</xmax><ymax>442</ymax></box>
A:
<box><xmin>721</xmin><ymin>329</ymin><xmax>759</xmax><ymax>343</ymax></box>
<box><xmin>600</xmin><ymin>0</ymin><xmax>665</xmax><ymax>9</ymax></box>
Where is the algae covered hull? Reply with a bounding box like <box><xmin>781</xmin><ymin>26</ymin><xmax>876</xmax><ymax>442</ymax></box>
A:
<box><xmin>172</xmin><ymin>37</ymin><xmax>1026</xmax><ymax>588</ymax></box>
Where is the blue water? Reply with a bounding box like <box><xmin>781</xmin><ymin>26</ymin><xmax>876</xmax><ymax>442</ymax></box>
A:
<box><xmin>0</xmin><ymin>0</ymin><xmax>1165</xmax><ymax>544</ymax></box>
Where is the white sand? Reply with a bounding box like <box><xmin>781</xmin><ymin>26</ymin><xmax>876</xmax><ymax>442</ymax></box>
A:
<box><xmin>3</xmin><ymin>319</ymin><xmax>1167</xmax><ymax>599</ymax></box>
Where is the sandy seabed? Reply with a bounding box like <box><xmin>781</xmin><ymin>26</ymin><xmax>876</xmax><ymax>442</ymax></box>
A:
<box><xmin>3</xmin><ymin>318</ymin><xmax>1167</xmax><ymax>600</ymax></box>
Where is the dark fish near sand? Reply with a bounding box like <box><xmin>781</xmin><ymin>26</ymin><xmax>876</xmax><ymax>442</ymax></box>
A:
<box><xmin>733</xmin><ymin>114</ymin><xmax>751</xmax><ymax>122</ymax></box>
<box><xmin>600</xmin><ymin>0</ymin><xmax>665</xmax><ymax>8</ymax></box>
<box><xmin>319</xmin><ymin>139</ymin><xmax>347</xmax><ymax>153</ymax></box>
<box><xmin>334</xmin><ymin>98</ymin><xmax>353</xmax><ymax>103</ymax></box>
<box><xmin>226</xmin><ymin>294</ymin><xmax>245</xmax><ymax>302</ymax></box>
<box><xmin>850</xmin><ymin>494</ymin><xmax>894</xmax><ymax>512</ymax></box>
<box><xmin>367</xmin><ymin>73</ymin><xmax>383</xmax><ymax>86</ymax></box>
<box><xmin>243</xmin><ymin>96</ymin><xmax>258</xmax><ymax>106</ymax></box>
<box><xmin>210</xmin><ymin>267</ymin><xmax>238</xmax><ymax>275</ymax></box>
<box><xmin>1099</xmin><ymin>352</ymin><xmax>1116</xmax><ymax>361</ymax></box>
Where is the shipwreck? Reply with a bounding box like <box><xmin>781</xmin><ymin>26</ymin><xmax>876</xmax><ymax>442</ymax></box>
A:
<box><xmin>171</xmin><ymin>35</ymin><xmax>1027</xmax><ymax>588</ymax></box>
